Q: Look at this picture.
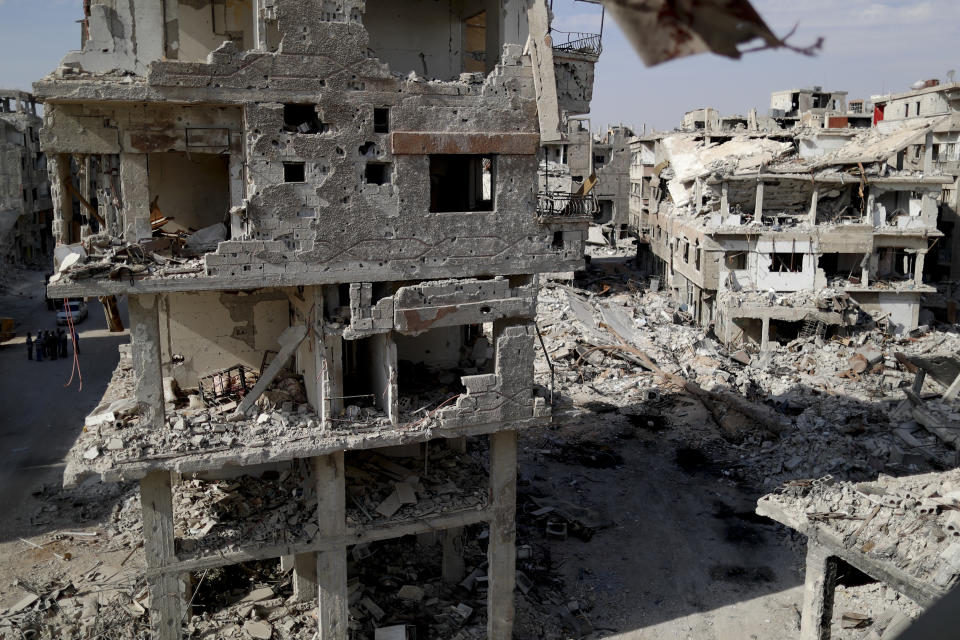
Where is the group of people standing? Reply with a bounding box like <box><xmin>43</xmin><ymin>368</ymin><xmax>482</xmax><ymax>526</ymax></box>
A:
<box><xmin>26</xmin><ymin>329</ymin><xmax>78</xmax><ymax>361</ymax></box>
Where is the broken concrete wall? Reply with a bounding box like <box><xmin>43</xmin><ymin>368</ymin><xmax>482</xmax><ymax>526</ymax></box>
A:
<box><xmin>438</xmin><ymin>323</ymin><xmax>544</xmax><ymax>429</ymax></box>
<box><xmin>62</xmin><ymin>0</ymin><xmax>165</xmax><ymax>75</ymax></box>
<box><xmin>158</xmin><ymin>289</ymin><xmax>291</xmax><ymax>388</ymax></box>
<box><xmin>175</xmin><ymin>0</ymin><xmax>256</xmax><ymax>63</ymax></box>
<box><xmin>552</xmin><ymin>53</ymin><xmax>595</xmax><ymax>116</ymax></box>
<box><xmin>850</xmin><ymin>291</ymin><xmax>921</xmax><ymax>335</ymax></box>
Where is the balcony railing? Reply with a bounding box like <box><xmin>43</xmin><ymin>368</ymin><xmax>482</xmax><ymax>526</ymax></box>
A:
<box><xmin>537</xmin><ymin>191</ymin><xmax>598</xmax><ymax>221</ymax></box>
<box><xmin>551</xmin><ymin>31</ymin><xmax>603</xmax><ymax>57</ymax></box>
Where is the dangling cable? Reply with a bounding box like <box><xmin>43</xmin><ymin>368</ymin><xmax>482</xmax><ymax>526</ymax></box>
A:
<box><xmin>63</xmin><ymin>298</ymin><xmax>83</xmax><ymax>391</ymax></box>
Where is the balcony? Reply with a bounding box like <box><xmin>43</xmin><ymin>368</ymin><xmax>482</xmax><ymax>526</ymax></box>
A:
<box><xmin>536</xmin><ymin>191</ymin><xmax>598</xmax><ymax>222</ymax></box>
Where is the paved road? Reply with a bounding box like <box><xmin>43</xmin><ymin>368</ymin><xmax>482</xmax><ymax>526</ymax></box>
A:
<box><xmin>0</xmin><ymin>269</ymin><xmax>128</xmax><ymax>540</ymax></box>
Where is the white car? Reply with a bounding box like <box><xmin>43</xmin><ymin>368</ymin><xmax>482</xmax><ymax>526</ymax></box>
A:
<box><xmin>56</xmin><ymin>301</ymin><xmax>88</xmax><ymax>325</ymax></box>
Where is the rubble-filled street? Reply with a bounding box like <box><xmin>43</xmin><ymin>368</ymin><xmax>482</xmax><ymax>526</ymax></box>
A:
<box><xmin>4</xmin><ymin>248</ymin><xmax>959</xmax><ymax>638</ymax></box>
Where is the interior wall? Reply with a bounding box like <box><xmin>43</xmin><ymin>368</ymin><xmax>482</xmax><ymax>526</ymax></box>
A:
<box><xmin>364</xmin><ymin>0</ymin><xmax>500</xmax><ymax>80</ymax></box>
<box><xmin>159</xmin><ymin>290</ymin><xmax>290</xmax><ymax>387</ymax></box>
<box><xmin>148</xmin><ymin>152</ymin><xmax>230</xmax><ymax>233</ymax></box>
<box><xmin>395</xmin><ymin>325</ymin><xmax>462</xmax><ymax>369</ymax></box>
<box><xmin>178</xmin><ymin>0</ymin><xmax>255</xmax><ymax>62</ymax></box>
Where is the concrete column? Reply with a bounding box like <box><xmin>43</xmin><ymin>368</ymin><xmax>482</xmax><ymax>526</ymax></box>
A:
<box><xmin>120</xmin><ymin>153</ymin><xmax>151</xmax><ymax>243</ymax></box>
<box><xmin>800</xmin><ymin>543</ymin><xmax>838</xmax><ymax>640</ymax></box>
<box><xmin>809</xmin><ymin>187</ymin><xmax>819</xmax><ymax>225</ymax></box>
<box><xmin>294</xmin><ymin>457</ymin><xmax>318</xmax><ymax>601</ymax></box>
<box><xmin>314</xmin><ymin>452</ymin><xmax>347</xmax><ymax>640</ymax></box>
<box><xmin>760</xmin><ymin>316</ymin><xmax>771</xmax><ymax>353</ymax></box>
<box><xmin>228</xmin><ymin>151</ymin><xmax>245</xmax><ymax>238</ymax></box>
<box><xmin>442</xmin><ymin>527</ymin><xmax>466</xmax><ymax>584</ymax></box>
<box><xmin>294</xmin><ymin>552</ymin><xmax>318</xmax><ymax>601</ymax></box>
<box><xmin>129</xmin><ymin>294</ymin><xmax>165</xmax><ymax>430</ymax></box>
<box><xmin>754</xmin><ymin>180</ymin><xmax>765</xmax><ymax>219</ymax></box>
<box><xmin>924</xmin><ymin>131</ymin><xmax>934</xmax><ymax>174</ymax></box>
<box><xmin>324</xmin><ymin>335</ymin><xmax>344</xmax><ymax>424</ymax></box>
<box><xmin>720</xmin><ymin>182</ymin><xmax>729</xmax><ymax>216</ymax></box>
<box><xmin>487</xmin><ymin>430</ymin><xmax>518</xmax><ymax>639</ymax></box>
<box><xmin>141</xmin><ymin>471</ymin><xmax>182</xmax><ymax>640</ymax></box>
<box><xmin>49</xmin><ymin>153</ymin><xmax>73</xmax><ymax>245</ymax></box>
<box><xmin>915</xmin><ymin>251</ymin><xmax>926</xmax><ymax>285</ymax></box>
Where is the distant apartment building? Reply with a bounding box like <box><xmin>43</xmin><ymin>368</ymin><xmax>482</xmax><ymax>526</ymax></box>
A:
<box><xmin>0</xmin><ymin>91</ymin><xmax>52</xmax><ymax>265</ymax></box>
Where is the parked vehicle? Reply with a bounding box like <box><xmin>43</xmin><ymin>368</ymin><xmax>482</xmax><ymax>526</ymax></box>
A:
<box><xmin>56</xmin><ymin>301</ymin><xmax>88</xmax><ymax>325</ymax></box>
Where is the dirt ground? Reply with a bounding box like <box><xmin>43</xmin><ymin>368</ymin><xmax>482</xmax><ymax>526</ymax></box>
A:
<box><xmin>0</xmin><ymin>262</ymin><xmax>925</xmax><ymax>639</ymax></box>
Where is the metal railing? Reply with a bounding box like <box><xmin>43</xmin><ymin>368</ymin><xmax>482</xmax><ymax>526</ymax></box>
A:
<box><xmin>536</xmin><ymin>191</ymin><xmax>599</xmax><ymax>221</ymax></box>
<box><xmin>551</xmin><ymin>31</ymin><xmax>602</xmax><ymax>57</ymax></box>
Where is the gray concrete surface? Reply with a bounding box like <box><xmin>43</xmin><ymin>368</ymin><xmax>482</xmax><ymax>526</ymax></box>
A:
<box><xmin>0</xmin><ymin>268</ymin><xmax>128</xmax><ymax>540</ymax></box>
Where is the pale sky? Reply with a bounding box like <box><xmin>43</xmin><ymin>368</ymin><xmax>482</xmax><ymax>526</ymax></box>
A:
<box><xmin>1</xmin><ymin>0</ymin><xmax>958</xmax><ymax>132</ymax></box>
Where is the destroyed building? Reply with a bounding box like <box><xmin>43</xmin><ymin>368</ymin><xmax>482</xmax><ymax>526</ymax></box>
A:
<box><xmin>872</xmin><ymin>80</ymin><xmax>960</xmax><ymax>283</ymax></box>
<box><xmin>35</xmin><ymin>0</ymin><xmax>602</xmax><ymax>638</ymax></box>
<box><xmin>540</xmin><ymin>120</ymin><xmax>633</xmax><ymax>245</ymax></box>
<box><xmin>769</xmin><ymin>86</ymin><xmax>873</xmax><ymax>130</ymax></box>
<box><xmin>631</xmin><ymin>116</ymin><xmax>950</xmax><ymax>349</ymax></box>
<box><xmin>0</xmin><ymin>90</ymin><xmax>53</xmax><ymax>266</ymax></box>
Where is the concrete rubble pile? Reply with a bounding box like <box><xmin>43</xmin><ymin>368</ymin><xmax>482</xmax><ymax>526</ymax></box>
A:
<box><xmin>759</xmin><ymin>470</ymin><xmax>960</xmax><ymax>589</ymax></box>
<box><xmin>536</xmin><ymin>258</ymin><xmax>960</xmax><ymax>492</ymax></box>
<box><xmin>345</xmin><ymin>448</ymin><xmax>488</xmax><ymax>526</ymax></box>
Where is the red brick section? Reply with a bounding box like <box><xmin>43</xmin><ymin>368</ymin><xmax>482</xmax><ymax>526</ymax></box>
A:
<box><xmin>391</xmin><ymin>132</ymin><xmax>540</xmax><ymax>155</ymax></box>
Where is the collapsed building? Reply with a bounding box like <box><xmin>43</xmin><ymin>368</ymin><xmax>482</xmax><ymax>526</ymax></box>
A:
<box><xmin>0</xmin><ymin>91</ymin><xmax>53</xmax><ymax>266</ymax></box>
<box><xmin>631</xmin><ymin>111</ymin><xmax>951</xmax><ymax>349</ymax></box>
<box><xmin>540</xmin><ymin>119</ymin><xmax>633</xmax><ymax>244</ymax></box>
<box><xmin>36</xmin><ymin>0</ymin><xmax>606</xmax><ymax>637</ymax></box>
<box><xmin>872</xmin><ymin>80</ymin><xmax>960</xmax><ymax>283</ymax></box>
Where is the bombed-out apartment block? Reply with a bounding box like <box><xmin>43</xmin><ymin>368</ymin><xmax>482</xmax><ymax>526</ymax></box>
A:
<box><xmin>0</xmin><ymin>91</ymin><xmax>53</xmax><ymax>265</ymax></box>
<box><xmin>872</xmin><ymin>79</ymin><xmax>960</xmax><ymax>285</ymax></box>
<box><xmin>631</xmin><ymin>113</ymin><xmax>950</xmax><ymax>350</ymax></box>
<box><xmin>37</xmin><ymin>0</ymin><xmax>600</xmax><ymax>638</ymax></box>
<box><xmin>541</xmin><ymin>120</ymin><xmax>633</xmax><ymax>244</ymax></box>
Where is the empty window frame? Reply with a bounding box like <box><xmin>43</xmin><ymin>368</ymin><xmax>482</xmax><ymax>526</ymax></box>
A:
<box><xmin>365</xmin><ymin>162</ymin><xmax>391</xmax><ymax>185</ymax></box>
<box><xmin>283</xmin><ymin>104</ymin><xmax>327</xmax><ymax>134</ymax></box>
<box><xmin>429</xmin><ymin>155</ymin><xmax>494</xmax><ymax>212</ymax></box>
<box><xmin>724</xmin><ymin>251</ymin><xmax>746</xmax><ymax>270</ymax></box>
<box><xmin>283</xmin><ymin>162</ymin><xmax>306</xmax><ymax>182</ymax></box>
<box><xmin>373</xmin><ymin>108</ymin><xmax>390</xmax><ymax>134</ymax></box>
<box><xmin>769</xmin><ymin>252</ymin><xmax>802</xmax><ymax>273</ymax></box>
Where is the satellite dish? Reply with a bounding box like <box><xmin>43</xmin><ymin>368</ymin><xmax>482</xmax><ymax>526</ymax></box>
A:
<box><xmin>911</xmin><ymin>80</ymin><xmax>925</xmax><ymax>90</ymax></box>
<box><xmin>949</xmin><ymin>70</ymin><xmax>957</xmax><ymax>83</ymax></box>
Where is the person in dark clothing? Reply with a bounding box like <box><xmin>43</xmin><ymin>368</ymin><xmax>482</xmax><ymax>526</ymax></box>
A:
<box><xmin>72</xmin><ymin>328</ymin><xmax>80</xmax><ymax>356</ymax></box>
<box><xmin>51</xmin><ymin>331</ymin><xmax>59</xmax><ymax>360</ymax></box>
<box><xmin>59</xmin><ymin>330</ymin><xmax>68</xmax><ymax>358</ymax></box>
<box><xmin>26</xmin><ymin>333</ymin><xmax>33</xmax><ymax>360</ymax></box>
<box><xmin>35</xmin><ymin>332</ymin><xmax>43</xmax><ymax>361</ymax></box>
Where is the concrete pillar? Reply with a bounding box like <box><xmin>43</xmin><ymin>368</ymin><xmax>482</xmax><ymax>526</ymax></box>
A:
<box><xmin>120</xmin><ymin>153</ymin><xmax>151</xmax><ymax>243</ymax></box>
<box><xmin>294</xmin><ymin>552</ymin><xmax>318</xmax><ymax>601</ymax></box>
<box><xmin>809</xmin><ymin>187</ymin><xmax>819</xmax><ymax>225</ymax></box>
<box><xmin>129</xmin><ymin>294</ymin><xmax>165</xmax><ymax>430</ymax></box>
<box><xmin>755</xmin><ymin>180</ymin><xmax>765</xmax><ymax>219</ymax></box>
<box><xmin>294</xmin><ymin>457</ymin><xmax>318</xmax><ymax>601</ymax></box>
<box><xmin>228</xmin><ymin>151</ymin><xmax>245</xmax><ymax>238</ymax></box>
<box><xmin>314</xmin><ymin>452</ymin><xmax>347</xmax><ymax>640</ymax></box>
<box><xmin>324</xmin><ymin>335</ymin><xmax>344</xmax><ymax>425</ymax></box>
<box><xmin>442</xmin><ymin>527</ymin><xmax>466</xmax><ymax>584</ymax></box>
<box><xmin>487</xmin><ymin>430</ymin><xmax>518</xmax><ymax>639</ymax></box>
<box><xmin>720</xmin><ymin>182</ymin><xmax>729</xmax><ymax>216</ymax></box>
<box><xmin>760</xmin><ymin>316</ymin><xmax>771</xmax><ymax>353</ymax></box>
<box><xmin>141</xmin><ymin>471</ymin><xmax>182</xmax><ymax>640</ymax></box>
<box><xmin>915</xmin><ymin>251</ymin><xmax>926</xmax><ymax>285</ymax></box>
<box><xmin>924</xmin><ymin>131</ymin><xmax>934</xmax><ymax>174</ymax></box>
<box><xmin>49</xmin><ymin>153</ymin><xmax>73</xmax><ymax>245</ymax></box>
<box><xmin>800</xmin><ymin>543</ymin><xmax>838</xmax><ymax>640</ymax></box>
